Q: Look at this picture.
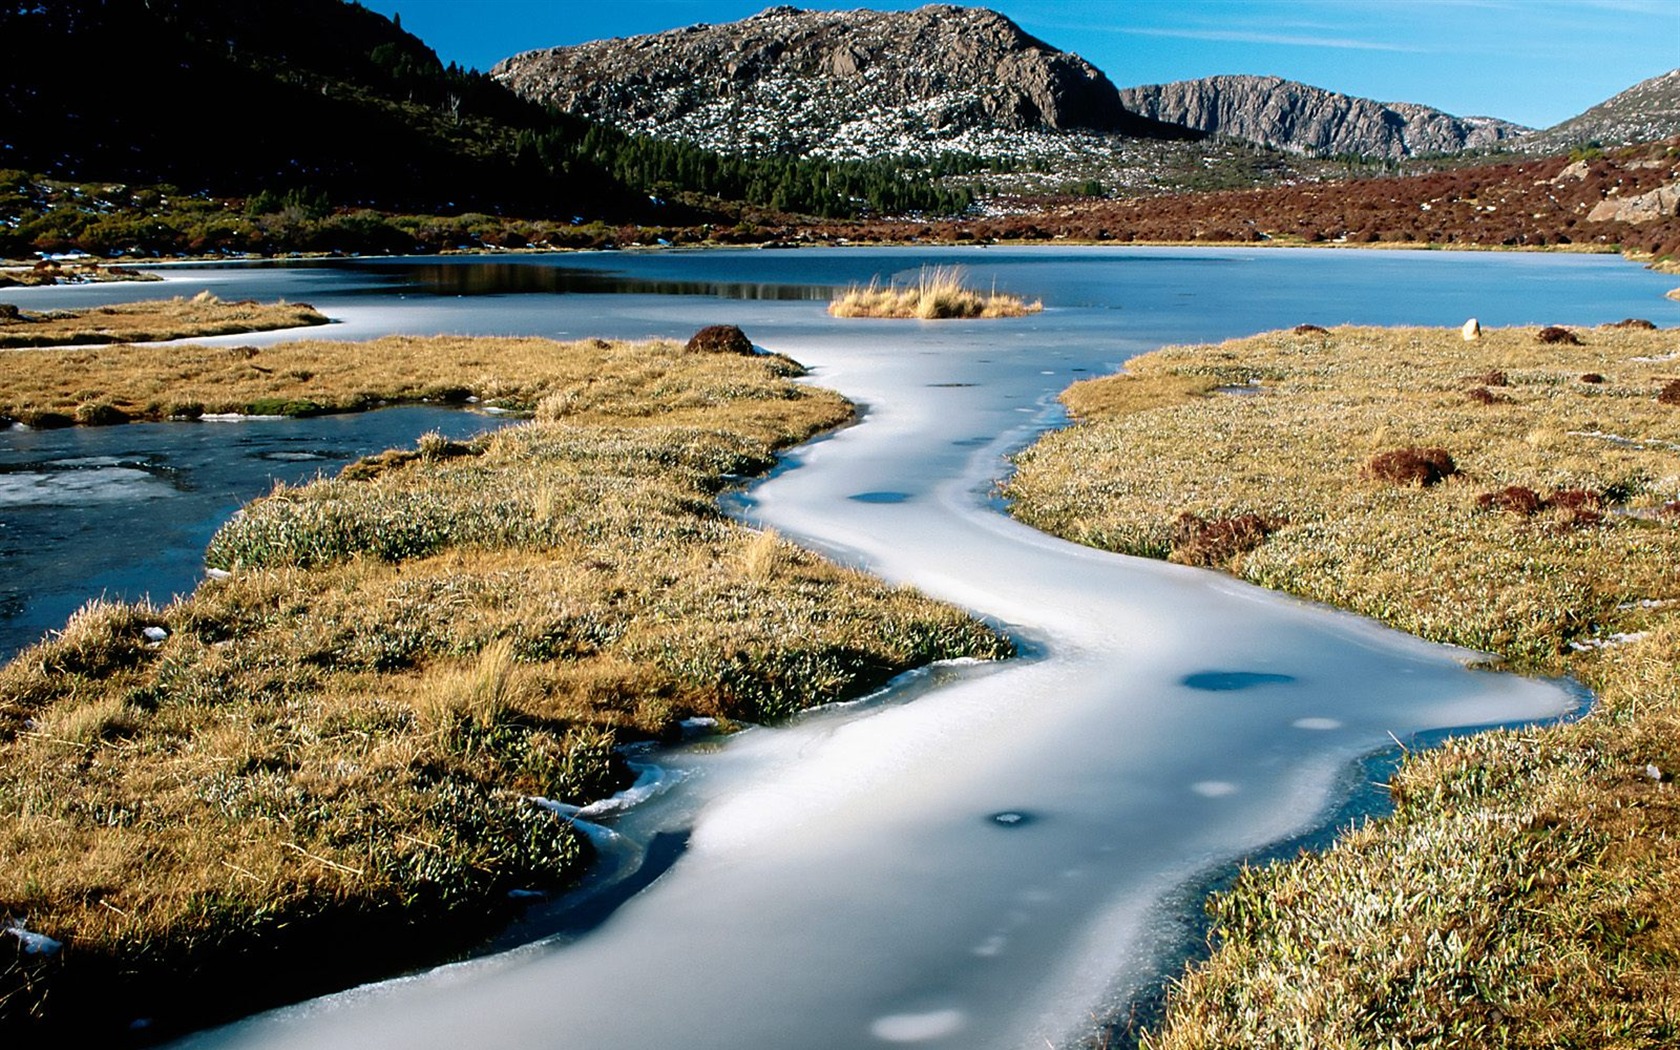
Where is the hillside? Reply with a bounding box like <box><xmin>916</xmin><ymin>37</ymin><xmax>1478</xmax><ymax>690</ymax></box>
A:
<box><xmin>492</xmin><ymin>4</ymin><xmax>1197</xmax><ymax>163</ymax></box>
<box><xmin>1520</xmin><ymin>68</ymin><xmax>1680</xmax><ymax>152</ymax></box>
<box><xmin>1117</xmin><ymin>75</ymin><xmax>1529</xmax><ymax>159</ymax></box>
<box><xmin>0</xmin><ymin>0</ymin><xmax>651</xmax><ymax>217</ymax></box>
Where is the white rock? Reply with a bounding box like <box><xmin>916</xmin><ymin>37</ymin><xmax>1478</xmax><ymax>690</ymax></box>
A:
<box><xmin>1462</xmin><ymin>317</ymin><xmax>1481</xmax><ymax>341</ymax></box>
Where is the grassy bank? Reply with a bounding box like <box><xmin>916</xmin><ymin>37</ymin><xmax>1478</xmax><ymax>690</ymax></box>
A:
<box><xmin>0</xmin><ymin>334</ymin><xmax>1013</xmax><ymax>1038</ymax></box>
<box><xmin>0</xmin><ymin>328</ymin><xmax>683</xmax><ymax>428</ymax></box>
<box><xmin>1005</xmin><ymin>324</ymin><xmax>1680</xmax><ymax>1047</ymax></box>
<box><xmin>829</xmin><ymin>265</ymin><xmax>1042</xmax><ymax>319</ymax></box>
<box><xmin>0</xmin><ymin>291</ymin><xmax>326</xmax><ymax>350</ymax></box>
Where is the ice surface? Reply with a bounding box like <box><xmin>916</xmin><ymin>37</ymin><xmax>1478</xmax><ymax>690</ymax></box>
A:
<box><xmin>123</xmin><ymin>246</ymin><xmax>1675</xmax><ymax>1050</ymax></box>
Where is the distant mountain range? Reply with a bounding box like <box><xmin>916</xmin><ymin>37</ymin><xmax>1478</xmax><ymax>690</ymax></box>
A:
<box><xmin>495</xmin><ymin>5</ymin><xmax>1679</xmax><ymax>166</ymax></box>
<box><xmin>1116</xmin><ymin>75</ymin><xmax>1529</xmax><ymax>159</ymax></box>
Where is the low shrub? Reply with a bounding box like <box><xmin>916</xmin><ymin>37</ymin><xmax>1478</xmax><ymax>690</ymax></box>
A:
<box><xmin>1657</xmin><ymin>380</ymin><xmax>1680</xmax><ymax>405</ymax></box>
<box><xmin>1476</xmin><ymin>485</ymin><xmax>1543</xmax><ymax>515</ymax></box>
<box><xmin>1605</xmin><ymin>318</ymin><xmax>1657</xmax><ymax>329</ymax></box>
<box><xmin>1168</xmin><ymin>512</ymin><xmax>1282</xmax><ymax>567</ymax></box>
<box><xmin>1292</xmin><ymin>323</ymin><xmax>1328</xmax><ymax>335</ymax></box>
<box><xmin>1536</xmin><ymin>325</ymin><xmax>1581</xmax><ymax>345</ymax></box>
<box><xmin>1579</xmin><ymin>373</ymin><xmax>1606</xmax><ymax>384</ymax></box>
<box><xmin>684</xmin><ymin>324</ymin><xmax>755</xmax><ymax>355</ymax></box>
<box><xmin>1365</xmin><ymin>447</ymin><xmax>1458</xmax><ymax>486</ymax></box>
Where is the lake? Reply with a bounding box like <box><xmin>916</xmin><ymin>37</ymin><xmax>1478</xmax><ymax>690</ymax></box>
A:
<box><xmin>6</xmin><ymin>246</ymin><xmax>1676</xmax><ymax>1048</ymax></box>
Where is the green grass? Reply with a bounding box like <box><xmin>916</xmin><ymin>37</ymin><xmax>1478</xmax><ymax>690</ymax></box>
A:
<box><xmin>0</xmin><ymin>335</ymin><xmax>1012</xmax><ymax>1038</ymax></box>
<box><xmin>1006</xmin><ymin>324</ymin><xmax>1680</xmax><ymax>1048</ymax></box>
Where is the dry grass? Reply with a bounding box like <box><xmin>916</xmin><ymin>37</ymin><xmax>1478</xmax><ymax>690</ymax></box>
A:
<box><xmin>0</xmin><ymin>291</ymin><xmax>326</xmax><ymax>350</ymax></box>
<box><xmin>0</xmin><ymin>335</ymin><xmax>1012</xmax><ymax>1036</ymax></box>
<box><xmin>0</xmin><ymin>329</ymin><xmax>722</xmax><ymax>427</ymax></box>
<box><xmin>1006</xmin><ymin>324</ymin><xmax>1680</xmax><ymax>1048</ymax></box>
<box><xmin>828</xmin><ymin>265</ymin><xmax>1042</xmax><ymax>319</ymax></box>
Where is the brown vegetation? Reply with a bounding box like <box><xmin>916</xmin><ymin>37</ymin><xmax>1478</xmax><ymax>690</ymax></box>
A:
<box><xmin>684</xmin><ymin>323</ymin><xmax>755</xmax><ymax>355</ymax></box>
<box><xmin>1364</xmin><ymin>446</ymin><xmax>1459</xmax><ymax>486</ymax></box>
<box><xmin>1537</xmin><ymin>324</ymin><xmax>1582</xmax><ymax>345</ymax></box>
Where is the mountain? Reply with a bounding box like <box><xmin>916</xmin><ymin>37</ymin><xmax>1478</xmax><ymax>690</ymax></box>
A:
<box><xmin>491</xmin><ymin>4</ymin><xmax>1197</xmax><ymax>161</ymax></box>
<box><xmin>1116</xmin><ymin>76</ymin><xmax>1529</xmax><ymax>160</ymax></box>
<box><xmin>1519</xmin><ymin>68</ymin><xmax>1680</xmax><ymax>152</ymax></box>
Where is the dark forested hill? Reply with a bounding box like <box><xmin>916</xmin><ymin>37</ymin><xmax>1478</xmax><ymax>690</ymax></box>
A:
<box><xmin>0</xmin><ymin>0</ymin><xmax>644</xmax><ymax>216</ymax></box>
<box><xmin>0</xmin><ymin>0</ymin><xmax>972</xmax><ymax>232</ymax></box>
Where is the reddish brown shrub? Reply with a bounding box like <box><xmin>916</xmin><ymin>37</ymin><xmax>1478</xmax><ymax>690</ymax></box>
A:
<box><xmin>1548</xmin><ymin>488</ymin><xmax>1604</xmax><ymax>511</ymax></box>
<box><xmin>1536</xmin><ymin>326</ymin><xmax>1582</xmax><ymax>345</ymax></box>
<box><xmin>1472</xmin><ymin>370</ymin><xmax>1509</xmax><ymax>387</ymax></box>
<box><xmin>1477</xmin><ymin>486</ymin><xmax>1542</xmax><ymax>515</ymax></box>
<box><xmin>685</xmin><ymin>324</ymin><xmax>755</xmax><ymax>355</ymax></box>
<box><xmin>1366</xmin><ymin>447</ymin><xmax>1459</xmax><ymax>486</ymax></box>
<box><xmin>1658</xmin><ymin>380</ymin><xmax>1680</xmax><ymax>405</ymax></box>
<box><xmin>1292</xmin><ymin>324</ymin><xmax>1329</xmax><ymax>335</ymax></box>
<box><xmin>1606</xmin><ymin>318</ymin><xmax>1657</xmax><ymax>330</ymax></box>
<box><xmin>1466</xmin><ymin>386</ymin><xmax>1508</xmax><ymax>405</ymax></box>
<box><xmin>1579</xmin><ymin>373</ymin><xmax>1606</xmax><ymax>384</ymax></box>
<box><xmin>1169</xmin><ymin>512</ymin><xmax>1283</xmax><ymax>567</ymax></box>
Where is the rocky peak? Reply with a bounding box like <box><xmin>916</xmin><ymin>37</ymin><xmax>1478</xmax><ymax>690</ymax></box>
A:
<box><xmin>1117</xmin><ymin>75</ymin><xmax>1529</xmax><ymax>159</ymax></box>
<box><xmin>1519</xmin><ymin>68</ymin><xmax>1680</xmax><ymax>153</ymax></box>
<box><xmin>490</xmin><ymin>5</ymin><xmax>1192</xmax><ymax>158</ymax></box>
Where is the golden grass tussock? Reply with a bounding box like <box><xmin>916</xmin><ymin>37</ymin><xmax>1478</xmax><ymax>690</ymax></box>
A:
<box><xmin>828</xmin><ymin>265</ymin><xmax>1042</xmax><ymax>319</ymax></box>
<box><xmin>0</xmin><ymin>330</ymin><xmax>801</xmax><ymax>428</ymax></box>
<box><xmin>0</xmin><ymin>291</ymin><xmax>327</xmax><ymax>350</ymax></box>
<box><xmin>0</xmin><ymin>335</ymin><xmax>1013</xmax><ymax>1036</ymax></box>
<box><xmin>1005</xmin><ymin>324</ymin><xmax>1680</xmax><ymax>1048</ymax></box>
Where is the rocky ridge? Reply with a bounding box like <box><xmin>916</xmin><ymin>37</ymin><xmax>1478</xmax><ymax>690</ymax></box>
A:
<box><xmin>1117</xmin><ymin>75</ymin><xmax>1529</xmax><ymax>160</ymax></box>
<box><xmin>491</xmin><ymin>4</ymin><xmax>1194</xmax><ymax>162</ymax></box>
<box><xmin>1519</xmin><ymin>68</ymin><xmax>1680</xmax><ymax>153</ymax></box>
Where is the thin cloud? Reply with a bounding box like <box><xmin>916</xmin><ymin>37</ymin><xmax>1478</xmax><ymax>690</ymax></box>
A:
<box><xmin>1116</xmin><ymin>26</ymin><xmax>1427</xmax><ymax>53</ymax></box>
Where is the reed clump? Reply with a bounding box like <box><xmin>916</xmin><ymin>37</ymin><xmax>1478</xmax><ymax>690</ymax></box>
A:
<box><xmin>827</xmin><ymin>265</ymin><xmax>1042</xmax><ymax>320</ymax></box>
<box><xmin>1006</xmin><ymin>324</ymin><xmax>1680</xmax><ymax>1047</ymax></box>
<box><xmin>0</xmin><ymin>335</ymin><xmax>1012</xmax><ymax>1037</ymax></box>
<box><xmin>0</xmin><ymin>291</ymin><xmax>326</xmax><ymax>349</ymax></box>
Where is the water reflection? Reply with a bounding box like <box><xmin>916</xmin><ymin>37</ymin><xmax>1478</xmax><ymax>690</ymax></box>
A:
<box><xmin>343</xmin><ymin>259</ymin><xmax>835</xmax><ymax>300</ymax></box>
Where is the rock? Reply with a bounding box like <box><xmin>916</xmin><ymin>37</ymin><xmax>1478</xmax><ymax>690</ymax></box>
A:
<box><xmin>1646</xmin><ymin>763</ymin><xmax>1667</xmax><ymax>782</ymax></box>
<box><xmin>1518</xmin><ymin>68</ymin><xmax>1680</xmax><ymax>153</ymax></box>
<box><xmin>1117</xmin><ymin>75</ymin><xmax>1530</xmax><ymax>159</ymax></box>
<box><xmin>685</xmin><ymin>324</ymin><xmax>755</xmax><ymax>355</ymax></box>
<box><xmin>1462</xmin><ymin>318</ymin><xmax>1481</xmax><ymax>340</ymax></box>
<box><xmin>491</xmin><ymin>6</ymin><xmax>1192</xmax><ymax>158</ymax></box>
<box><xmin>1586</xmin><ymin>181</ymin><xmax>1680</xmax><ymax>224</ymax></box>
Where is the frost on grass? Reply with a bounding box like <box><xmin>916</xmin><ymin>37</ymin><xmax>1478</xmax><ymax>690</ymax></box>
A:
<box><xmin>0</xmin><ymin>335</ymin><xmax>1013</xmax><ymax>1034</ymax></box>
<box><xmin>1008</xmin><ymin>325</ymin><xmax>1680</xmax><ymax>1047</ymax></box>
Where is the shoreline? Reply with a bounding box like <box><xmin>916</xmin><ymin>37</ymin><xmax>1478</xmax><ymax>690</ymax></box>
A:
<box><xmin>0</xmin><ymin>334</ymin><xmax>1013</xmax><ymax>1040</ymax></box>
<box><xmin>1005</xmin><ymin>322</ymin><xmax>1680</xmax><ymax>1045</ymax></box>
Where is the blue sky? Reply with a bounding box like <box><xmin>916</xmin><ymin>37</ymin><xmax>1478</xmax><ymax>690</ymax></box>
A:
<box><xmin>360</xmin><ymin>0</ymin><xmax>1679</xmax><ymax>130</ymax></box>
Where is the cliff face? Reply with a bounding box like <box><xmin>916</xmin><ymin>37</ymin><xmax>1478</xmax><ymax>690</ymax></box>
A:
<box><xmin>1520</xmin><ymin>68</ymin><xmax>1680</xmax><ymax>153</ymax></box>
<box><xmin>1117</xmin><ymin>75</ymin><xmax>1529</xmax><ymax>159</ymax></box>
<box><xmin>491</xmin><ymin>4</ymin><xmax>1194</xmax><ymax>158</ymax></box>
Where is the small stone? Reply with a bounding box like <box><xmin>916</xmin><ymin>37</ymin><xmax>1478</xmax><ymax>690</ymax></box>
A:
<box><xmin>1645</xmin><ymin>763</ymin><xmax>1666</xmax><ymax>782</ymax></box>
<box><xmin>142</xmin><ymin>625</ymin><xmax>168</xmax><ymax>643</ymax></box>
<box><xmin>1461</xmin><ymin>317</ymin><xmax>1481</xmax><ymax>341</ymax></box>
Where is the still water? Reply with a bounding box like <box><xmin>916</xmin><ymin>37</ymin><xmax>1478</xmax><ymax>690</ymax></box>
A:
<box><xmin>7</xmin><ymin>247</ymin><xmax>1678</xmax><ymax>1047</ymax></box>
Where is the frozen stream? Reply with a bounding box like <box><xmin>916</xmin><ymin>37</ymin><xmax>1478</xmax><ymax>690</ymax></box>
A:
<box><xmin>9</xmin><ymin>247</ymin><xmax>1677</xmax><ymax>1047</ymax></box>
